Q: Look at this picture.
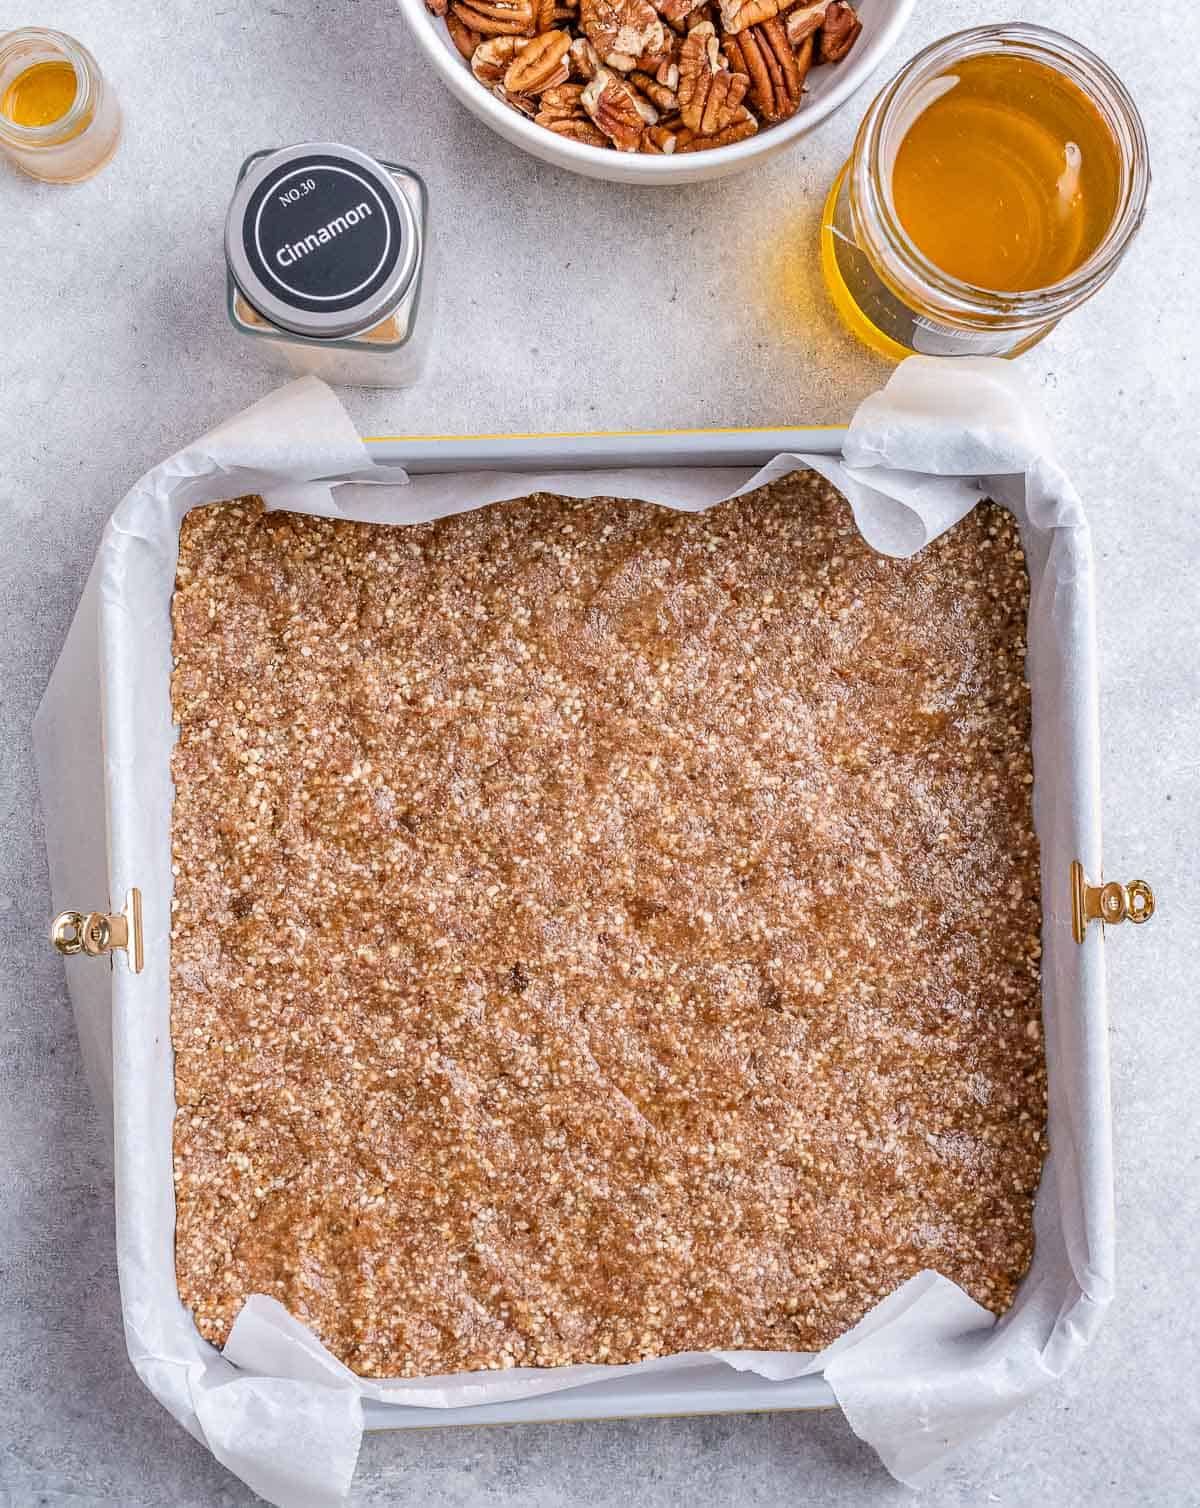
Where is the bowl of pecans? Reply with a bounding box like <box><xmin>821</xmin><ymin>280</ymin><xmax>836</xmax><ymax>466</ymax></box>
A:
<box><xmin>399</xmin><ymin>0</ymin><xmax>915</xmax><ymax>182</ymax></box>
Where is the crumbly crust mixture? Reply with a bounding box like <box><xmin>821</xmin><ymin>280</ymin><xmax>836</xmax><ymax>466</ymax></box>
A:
<box><xmin>170</xmin><ymin>476</ymin><xmax>1045</xmax><ymax>1378</ymax></box>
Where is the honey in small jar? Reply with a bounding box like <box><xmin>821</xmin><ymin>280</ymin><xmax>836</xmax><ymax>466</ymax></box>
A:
<box><xmin>820</xmin><ymin>25</ymin><xmax>1149</xmax><ymax>360</ymax></box>
<box><xmin>0</xmin><ymin>28</ymin><xmax>121</xmax><ymax>183</ymax></box>
<box><xmin>2</xmin><ymin>58</ymin><xmax>78</xmax><ymax>127</ymax></box>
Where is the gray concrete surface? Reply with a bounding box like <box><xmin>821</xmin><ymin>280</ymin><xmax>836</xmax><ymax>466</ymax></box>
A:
<box><xmin>2</xmin><ymin>1</ymin><xmax>1198</xmax><ymax>1504</ymax></box>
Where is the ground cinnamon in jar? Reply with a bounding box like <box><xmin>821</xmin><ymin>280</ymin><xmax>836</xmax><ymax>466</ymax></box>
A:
<box><xmin>224</xmin><ymin>142</ymin><xmax>431</xmax><ymax>389</ymax></box>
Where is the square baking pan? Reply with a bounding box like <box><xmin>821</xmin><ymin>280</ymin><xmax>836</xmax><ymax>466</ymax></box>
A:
<box><xmin>41</xmin><ymin>417</ymin><xmax>1128</xmax><ymax>1446</ymax></box>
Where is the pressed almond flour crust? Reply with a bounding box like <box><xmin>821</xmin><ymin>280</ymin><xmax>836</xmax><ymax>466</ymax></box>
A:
<box><xmin>170</xmin><ymin>475</ymin><xmax>1046</xmax><ymax>1378</ymax></box>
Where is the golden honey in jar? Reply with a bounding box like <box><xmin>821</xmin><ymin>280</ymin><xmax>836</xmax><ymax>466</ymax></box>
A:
<box><xmin>820</xmin><ymin>25</ymin><xmax>1150</xmax><ymax>360</ymax></box>
<box><xmin>0</xmin><ymin>28</ymin><xmax>121</xmax><ymax>182</ymax></box>
<box><xmin>3</xmin><ymin>59</ymin><xmax>78</xmax><ymax>127</ymax></box>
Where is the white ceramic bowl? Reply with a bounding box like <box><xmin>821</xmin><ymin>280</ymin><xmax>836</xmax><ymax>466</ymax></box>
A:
<box><xmin>398</xmin><ymin>0</ymin><xmax>915</xmax><ymax>183</ymax></box>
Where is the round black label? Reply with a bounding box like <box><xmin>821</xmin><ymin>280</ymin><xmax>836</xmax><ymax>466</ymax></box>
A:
<box><xmin>241</xmin><ymin>152</ymin><xmax>404</xmax><ymax>315</ymax></box>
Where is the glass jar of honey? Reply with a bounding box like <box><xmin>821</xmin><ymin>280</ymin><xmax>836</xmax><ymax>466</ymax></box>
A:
<box><xmin>820</xmin><ymin>24</ymin><xmax>1150</xmax><ymax>360</ymax></box>
<box><xmin>0</xmin><ymin>28</ymin><xmax>121</xmax><ymax>183</ymax></box>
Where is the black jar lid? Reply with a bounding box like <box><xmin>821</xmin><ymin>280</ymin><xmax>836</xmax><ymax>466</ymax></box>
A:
<box><xmin>226</xmin><ymin>142</ymin><xmax>419</xmax><ymax>341</ymax></box>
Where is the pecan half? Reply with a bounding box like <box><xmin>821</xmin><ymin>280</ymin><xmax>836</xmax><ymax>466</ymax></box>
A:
<box><xmin>452</xmin><ymin>0</ymin><xmax>535</xmax><ymax>36</ymax></box>
<box><xmin>447</xmin><ymin>9</ymin><xmax>483</xmax><ymax>57</ymax></box>
<box><xmin>505</xmin><ymin>28</ymin><xmax>572</xmax><ymax>91</ymax></box>
<box><xmin>677</xmin><ymin>22</ymin><xmax>749</xmax><ymax>134</ymax></box>
<box><xmin>657</xmin><ymin>0</ymin><xmax>706</xmax><ymax>26</ymax></box>
<box><xmin>546</xmin><ymin>116</ymin><xmax>611</xmax><ymax>145</ymax></box>
<box><xmin>783</xmin><ymin>0</ymin><xmax>827</xmax><ymax>45</ymax></box>
<box><xmin>580</xmin><ymin>0</ymin><xmax>667</xmax><ymax>71</ymax></box>
<box><xmin>581</xmin><ymin>66</ymin><xmax>655</xmax><ymax>149</ymax></box>
<box><xmin>816</xmin><ymin>1</ymin><xmax>861</xmax><ymax>63</ymax></box>
<box><xmin>535</xmin><ymin>80</ymin><xmax>588</xmax><ymax>122</ymax></box>
<box><xmin>641</xmin><ymin>120</ymin><xmax>684</xmax><ymax>152</ymax></box>
<box><xmin>535</xmin><ymin>0</ymin><xmax>579</xmax><ymax>27</ymax></box>
<box><xmin>724</xmin><ymin>17</ymin><xmax>806</xmax><ymax>123</ymax></box>
<box><xmin>717</xmin><ymin>0</ymin><xmax>781</xmax><ymax>36</ymax></box>
<box><xmin>425</xmin><ymin>0</ymin><xmax>449</xmax><ymax>15</ymax></box>
<box><xmin>569</xmin><ymin>33</ymin><xmax>601</xmax><ymax>76</ymax></box>
<box><xmin>493</xmin><ymin>82</ymin><xmax>540</xmax><ymax>114</ymax></box>
<box><xmin>676</xmin><ymin>103</ymin><xmax>757</xmax><ymax>147</ymax></box>
<box><xmin>630</xmin><ymin>68</ymin><xmax>679</xmax><ymax>112</ymax></box>
<box><xmin>472</xmin><ymin>35</ymin><xmax>527</xmax><ymax>83</ymax></box>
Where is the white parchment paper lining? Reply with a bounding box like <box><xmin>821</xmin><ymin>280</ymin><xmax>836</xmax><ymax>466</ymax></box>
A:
<box><xmin>34</xmin><ymin>359</ymin><xmax>1111</xmax><ymax>1507</ymax></box>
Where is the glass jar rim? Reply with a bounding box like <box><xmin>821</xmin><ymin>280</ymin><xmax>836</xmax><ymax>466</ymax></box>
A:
<box><xmin>849</xmin><ymin>23</ymin><xmax>1151</xmax><ymax>330</ymax></box>
<box><xmin>0</xmin><ymin>28</ymin><xmax>93</xmax><ymax>145</ymax></box>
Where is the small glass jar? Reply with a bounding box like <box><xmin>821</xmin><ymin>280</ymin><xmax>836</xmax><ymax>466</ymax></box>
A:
<box><xmin>225</xmin><ymin>142</ymin><xmax>430</xmax><ymax>390</ymax></box>
<box><xmin>820</xmin><ymin>24</ymin><xmax>1150</xmax><ymax>361</ymax></box>
<box><xmin>0</xmin><ymin>28</ymin><xmax>121</xmax><ymax>183</ymax></box>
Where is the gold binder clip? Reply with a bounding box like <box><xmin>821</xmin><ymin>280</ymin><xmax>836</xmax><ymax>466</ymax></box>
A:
<box><xmin>51</xmin><ymin>888</ymin><xmax>143</xmax><ymax>973</ymax></box>
<box><xmin>1070</xmin><ymin>863</ymin><xmax>1154</xmax><ymax>945</ymax></box>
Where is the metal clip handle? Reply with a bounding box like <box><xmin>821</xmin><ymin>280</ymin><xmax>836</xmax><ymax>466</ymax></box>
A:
<box><xmin>50</xmin><ymin>889</ymin><xmax>143</xmax><ymax>973</ymax></box>
<box><xmin>1071</xmin><ymin>863</ymin><xmax>1154</xmax><ymax>944</ymax></box>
